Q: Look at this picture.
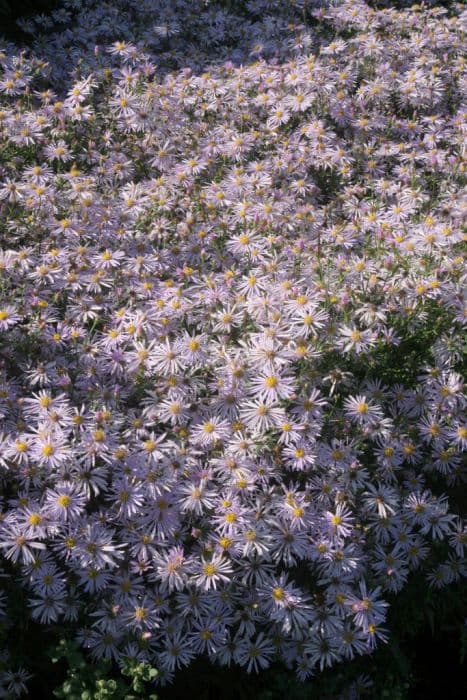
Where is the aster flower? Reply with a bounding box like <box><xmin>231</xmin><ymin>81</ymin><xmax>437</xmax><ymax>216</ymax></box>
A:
<box><xmin>337</xmin><ymin>326</ymin><xmax>376</xmax><ymax>354</ymax></box>
<box><xmin>122</xmin><ymin>597</ymin><xmax>161</xmax><ymax>632</ymax></box>
<box><xmin>108</xmin><ymin>476</ymin><xmax>145</xmax><ymax>519</ymax></box>
<box><xmin>448</xmin><ymin>422</ymin><xmax>467</xmax><ymax>450</ymax></box>
<box><xmin>344</xmin><ymin>395</ymin><xmax>384</xmax><ymax>425</ymax></box>
<box><xmin>249</xmin><ymin>370</ymin><xmax>295</xmax><ymax>402</ymax></box>
<box><xmin>0</xmin><ymin>179</ymin><xmax>25</xmax><ymax>202</ymax></box>
<box><xmin>44</xmin><ymin>483</ymin><xmax>86</xmax><ymax>522</ymax></box>
<box><xmin>31</xmin><ymin>430</ymin><xmax>71</xmax><ymax>469</ymax></box>
<box><xmin>0</xmin><ymin>305</ymin><xmax>21</xmax><ymax>331</ymax></box>
<box><xmin>325</xmin><ymin>505</ymin><xmax>355</xmax><ymax>540</ymax></box>
<box><xmin>152</xmin><ymin>546</ymin><xmax>188</xmax><ymax>593</ymax></box>
<box><xmin>362</xmin><ymin>484</ymin><xmax>398</xmax><ymax>519</ymax></box>
<box><xmin>151</xmin><ymin>340</ymin><xmax>184</xmax><ymax>375</ymax></box>
<box><xmin>345</xmin><ymin>582</ymin><xmax>388</xmax><ymax>629</ymax></box>
<box><xmin>2</xmin><ymin>668</ymin><xmax>32</xmax><ymax>697</ymax></box>
<box><xmin>191</xmin><ymin>417</ymin><xmax>231</xmax><ymax>446</ymax></box>
<box><xmin>235</xmin><ymin>633</ymin><xmax>274</xmax><ymax>673</ymax></box>
<box><xmin>30</xmin><ymin>563</ymin><xmax>66</xmax><ymax>597</ymax></box>
<box><xmin>179</xmin><ymin>481</ymin><xmax>216</xmax><ymax>516</ymax></box>
<box><xmin>363</xmin><ymin>622</ymin><xmax>389</xmax><ymax>650</ymax></box>
<box><xmin>187</xmin><ymin>617</ymin><xmax>227</xmax><ymax>656</ymax></box>
<box><xmin>305</xmin><ymin>634</ymin><xmax>342</xmax><ymax>671</ymax></box>
<box><xmin>17</xmin><ymin>505</ymin><xmax>51</xmax><ymax>538</ymax></box>
<box><xmin>259</xmin><ymin>574</ymin><xmax>314</xmax><ymax>635</ymax></box>
<box><xmin>269</xmin><ymin>525</ymin><xmax>309</xmax><ymax>566</ymax></box>
<box><xmin>240</xmin><ymin>400</ymin><xmax>286</xmax><ymax>433</ymax></box>
<box><xmin>158</xmin><ymin>631</ymin><xmax>196</xmax><ymax>672</ymax></box>
<box><xmin>4</xmin><ymin>435</ymin><xmax>34</xmax><ymax>466</ymax></box>
<box><xmin>140</xmin><ymin>432</ymin><xmax>167</xmax><ymax>463</ymax></box>
<box><xmin>29</xmin><ymin>593</ymin><xmax>65</xmax><ymax>624</ymax></box>
<box><xmin>282</xmin><ymin>442</ymin><xmax>316</xmax><ymax>471</ymax></box>
<box><xmin>76</xmin><ymin>523</ymin><xmax>125</xmax><ymax>569</ymax></box>
<box><xmin>193</xmin><ymin>554</ymin><xmax>233</xmax><ymax>591</ymax></box>
<box><xmin>0</xmin><ymin>524</ymin><xmax>46</xmax><ymax>564</ymax></box>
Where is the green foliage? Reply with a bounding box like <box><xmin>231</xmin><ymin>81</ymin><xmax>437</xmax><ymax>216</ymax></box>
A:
<box><xmin>50</xmin><ymin>640</ymin><xmax>158</xmax><ymax>700</ymax></box>
<box><xmin>368</xmin><ymin>302</ymin><xmax>456</xmax><ymax>387</ymax></box>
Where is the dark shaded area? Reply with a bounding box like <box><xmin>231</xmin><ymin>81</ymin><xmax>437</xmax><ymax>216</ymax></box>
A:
<box><xmin>19</xmin><ymin>578</ymin><xmax>466</xmax><ymax>699</ymax></box>
<box><xmin>0</xmin><ymin>0</ymin><xmax>460</xmax><ymax>45</ymax></box>
<box><xmin>409</xmin><ymin>634</ymin><xmax>467</xmax><ymax>700</ymax></box>
<box><xmin>0</xmin><ymin>0</ymin><xmax>60</xmax><ymax>42</ymax></box>
<box><xmin>162</xmin><ymin>608</ymin><xmax>465</xmax><ymax>699</ymax></box>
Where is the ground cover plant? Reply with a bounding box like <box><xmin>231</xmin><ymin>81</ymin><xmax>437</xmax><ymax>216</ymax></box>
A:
<box><xmin>0</xmin><ymin>0</ymin><xmax>465</xmax><ymax>697</ymax></box>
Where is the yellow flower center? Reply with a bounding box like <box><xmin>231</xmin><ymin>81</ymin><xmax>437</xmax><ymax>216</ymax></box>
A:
<box><xmin>134</xmin><ymin>607</ymin><xmax>147</xmax><ymax>621</ymax></box>
<box><xmin>93</xmin><ymin>429</ymin><xmax>105</xmax><ymax>442</ymax></box>
<box><xmin>203</xmin><ymin>564</ymin><xmax>217</xmax><ymax>577</ymax></box>
<box><xmin>272</xmin><ymin>587</ymin><xmax>285</xmax><ymax>601</ymax></box>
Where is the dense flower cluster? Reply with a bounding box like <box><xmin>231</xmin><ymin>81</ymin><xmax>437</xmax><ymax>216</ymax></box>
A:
<box><xmin>0</xmin><ymin>0</ymin><xmax>465</xmax><ymax>693</ymax></box>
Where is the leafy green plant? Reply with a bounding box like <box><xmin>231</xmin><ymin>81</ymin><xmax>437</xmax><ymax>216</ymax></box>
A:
<box><xmin>50</xmin><ymin>640</ymin><xmax>158</xmax><ymax>700</ymax></box>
